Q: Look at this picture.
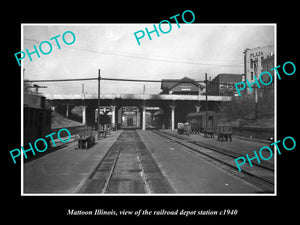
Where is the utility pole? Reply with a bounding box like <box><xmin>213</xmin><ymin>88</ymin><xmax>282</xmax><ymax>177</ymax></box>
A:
<box><xmin>82</xmin><ymin>83</ymin><xmax>86</xmax><ymax>125</ymax></box>
<box><xmin>66</xmin><ymin>102</ymin><xmax>69</xmax><ymax>118</ymax></box>
<box><xmin>82</xmin><ymin>83</ymin><xmax>86</xmax><ymax>106</ymax></box>
<box><xmin>197</xmin><ymin>83</ymin><xmax>201</xmax><ymax>133</ymax></box>
<box><xmin>205</xmin><ymin>73</ymin><xmax>208</xmax><ymax>135</ymax></box>
<box><xmin>97</xmin><ymin>69</ymin><xmax>101</xmax><ymax>139</ymax></box>
<box><xmin>142</xmin><ymin>84</ymin><xmax>146</xmax><ymax>130</ymax></box>
<box><xmin>255</xmin><ymin>86</ymin><xmax>258</xmax><ymax>119</ymax></box>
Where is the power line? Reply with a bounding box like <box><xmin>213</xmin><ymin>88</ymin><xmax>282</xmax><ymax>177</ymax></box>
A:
<box><xmin>24</xmin><ymin>77</ymin><xmax>206</xmax><ymax>83</ymax></box>
<box><xmin>24</xmin><ymin>77</ymin><xmax>97</xmax><ymax>82</ymax></box>
<box><xmin>101</xmin><ymin>77</ymin><xmax>162</xmax><ymax>83</ymax></box>
<box><xmin>70</xmin><ymin>45</ymin><xmax>244</xmax><ymax>67</ymax></box>
<box><xmin>24</xmin><ymin>37</ymin><xmax>244</xmax><ymax>68</ymax></box>
<box><xmin>24</xmin><ymin>77</ymin><xmax>243</xmax><ymax>86</ymax></box>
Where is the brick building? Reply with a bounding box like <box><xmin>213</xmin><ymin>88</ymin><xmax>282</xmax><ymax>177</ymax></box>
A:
<box><xmin>207</xmin><ymin>73</ymin><xmax>243</xmax><ymax>96</ymax></box>
<box><xmin>259</xmin><ymin>53</ymin><xmax>275</xmax><ymax>97</ymax></box>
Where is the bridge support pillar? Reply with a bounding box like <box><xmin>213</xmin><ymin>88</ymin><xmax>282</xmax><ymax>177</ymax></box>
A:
<box><xmin>111</xmin><ymin>105</ymin><xmax>116</xmax><ymax>129</ymax></box>
<box><xmin>82</xmin><ymin>106</ymin><xmax>86</xmax><ymax>125</ymax></box>
<box><xmin>142</xmin><ymin>106</ymin><xmax>146</xmax><ymax>130</ymax></box>
<box><xmin>170</xmin><ymin>104</ymin><xmax>176</xmax><ymax>131</ymax></box>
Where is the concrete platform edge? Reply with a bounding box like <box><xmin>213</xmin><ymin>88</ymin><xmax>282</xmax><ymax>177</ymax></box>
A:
<box><xmin>72</xmin><ymin>131</ymin><xmax>123</xmax><ymax>193</ymax></box>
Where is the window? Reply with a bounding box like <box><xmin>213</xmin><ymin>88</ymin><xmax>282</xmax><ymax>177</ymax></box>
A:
<box><xmin>251</xmin><ymin>72</ymin><xmax>253</xmax><ymax>80</ymax></box>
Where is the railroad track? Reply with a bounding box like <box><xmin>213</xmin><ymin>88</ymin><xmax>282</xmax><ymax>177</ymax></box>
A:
<box><xmin>152</xmin><ymin>130</ymin><xmax>274</xmax><ymax>193</ymax></box>
<box><xmin>157</xmin><ymin>130</ymin><xmax>274</xmax><ymax>171</ymax></box>
<box><xmin>77</xmin><ymin>130</ymin><xmax>174</xmax><ymax>194</ymax></box>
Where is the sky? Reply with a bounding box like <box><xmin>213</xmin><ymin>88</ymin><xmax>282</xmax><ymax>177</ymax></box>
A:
<box><xmin>22</xmin><ymin>24</ymin><xmax>275</xmax><ymax>97</ymax></box>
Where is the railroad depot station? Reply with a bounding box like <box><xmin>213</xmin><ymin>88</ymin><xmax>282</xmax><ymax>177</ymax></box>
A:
<box><xmin>23</xmin><ymin>46</ymin><xmax>275</xmax><ymax>195</ymax></box>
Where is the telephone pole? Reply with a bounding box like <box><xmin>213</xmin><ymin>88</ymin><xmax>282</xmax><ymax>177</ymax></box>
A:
<box><xmin>82</xmin><ymin>83</ymin><xmax>86</xmax><ymax>106</ymax></box>
<box><xmin>205</xmin><ymin>73</ymin><xmax>208</xmax><ymax>134</ymax></box>
<box><xmin>97</xmin><ymin>69</ymin><xmax>101</xmax><ymax>139</ymax></box>
<box><xmin>255</xmin><ymin>86</ymin><xmax>258</xmax><ymax>119</ymax></box>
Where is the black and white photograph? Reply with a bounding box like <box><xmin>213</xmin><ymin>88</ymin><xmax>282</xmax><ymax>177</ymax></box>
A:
<box><xmin>4</xmin><ymin>5</ymin><xmax>298</xmax><ymax>223</ymax></box>
<box><xmin>21</xmin><ymin>23</ymin><xmax>276</xmax><ymax>195</ymax></box>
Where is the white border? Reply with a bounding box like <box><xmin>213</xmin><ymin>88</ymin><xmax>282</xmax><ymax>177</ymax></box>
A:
<box><xmin>21</xmin><ymin>23</ymin><xmax>277</xmax><ymax>196</ymax></box>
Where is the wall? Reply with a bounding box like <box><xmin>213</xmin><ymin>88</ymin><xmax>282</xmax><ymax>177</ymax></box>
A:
<box><xmin>244</xmin><ymin>46</ymin><xmax>274</xmax><ymax>94</ymax></box>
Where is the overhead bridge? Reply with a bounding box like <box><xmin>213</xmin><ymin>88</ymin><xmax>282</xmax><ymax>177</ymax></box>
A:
<box><xmin>48</xmin><ymin>93</ymin><xmax>231</xmax><ymax>101</ymax></box>
<box><xmin>48</xmin><ymin>94</ymin><xmax>231</xmax><ymax>131</ymax></box>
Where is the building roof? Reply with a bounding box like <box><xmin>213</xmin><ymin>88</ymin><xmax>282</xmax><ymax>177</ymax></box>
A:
<box><xmin>245</xmin><ymin>45</ymin><xmax>274</xmax><ymax>53</ymax></box>
<box><xmin>212</xmin><ymin>73</ymin><xmax>243</xmax><ymax>83</ymax></box>
<box><xmin>161</xmin><ymin>76</ymin><xmax>204</xmax><ymax>90</ymax></box>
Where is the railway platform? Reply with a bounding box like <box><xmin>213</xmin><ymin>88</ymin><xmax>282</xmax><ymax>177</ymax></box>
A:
<box><xmin>23</xmin><ymin>130</ymin><xmax>123</xmax><ymax>193</ymax></box>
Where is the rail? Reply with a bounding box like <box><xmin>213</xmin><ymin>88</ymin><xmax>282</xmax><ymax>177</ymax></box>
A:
<box><xmin>152</xmin><ymin>130</ymin><xmax>274</xmax><ymax>193</ymax></box>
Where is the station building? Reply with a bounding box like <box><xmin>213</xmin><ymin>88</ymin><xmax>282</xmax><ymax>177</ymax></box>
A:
<box><xmin>160</xmin><ymin>76</ymin><xmax>205</xmax><ymax>95</ymax></box>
